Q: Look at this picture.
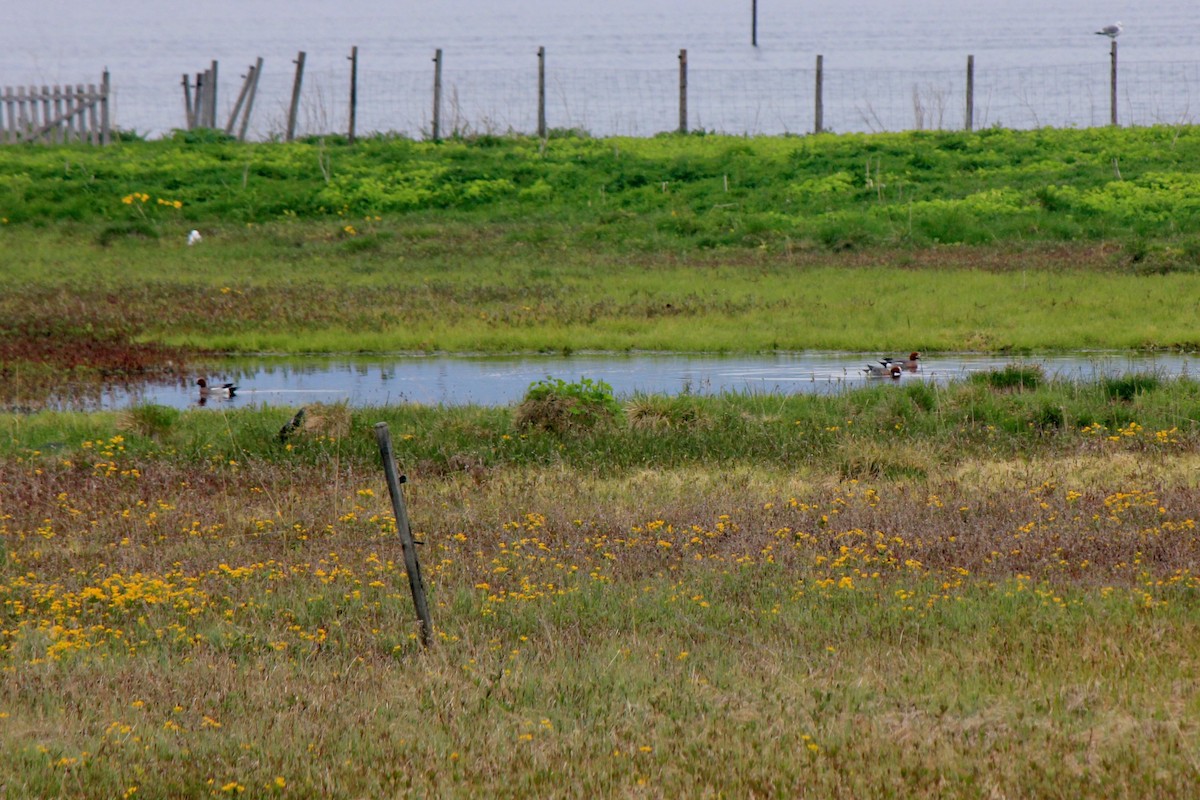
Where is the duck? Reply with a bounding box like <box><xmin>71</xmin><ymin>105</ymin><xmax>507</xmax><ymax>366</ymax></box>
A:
<box><xmin>864</xmin><ymin>363</ymin><xmax>902</xmax><ymax>379</ymax></box>
<box><xmin>196</xmin><ymin>378</ymin><xmax>237</xmax><ymax>399</ymax></box>
<box><xmin>882</xmin><ymin>352</ymin><xmax>921</xmax><ymax>371</ymax></box>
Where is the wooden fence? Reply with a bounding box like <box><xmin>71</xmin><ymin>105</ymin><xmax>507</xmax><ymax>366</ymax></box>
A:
<box><xmin>0</xmin><ymin>72</ymin><xmax>110</xmax><ymax>145</ymax></box>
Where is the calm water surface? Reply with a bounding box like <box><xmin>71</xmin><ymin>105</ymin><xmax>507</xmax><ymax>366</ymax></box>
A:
<box><xmin>77</xmin><ymin>351</ymin><xmax>1200</xmax><ymax>411</ymax></box>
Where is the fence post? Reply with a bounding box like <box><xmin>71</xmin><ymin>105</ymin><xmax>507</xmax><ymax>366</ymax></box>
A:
<box><xmin>1110</xmin><ymin>40</ymin><xmax>1118</xmax><ymax>126</ymax></box>
<box><xmin>238</xmin><ymin>57</ymin><xmax>263</xmax><ymax>142</ymax></box>
<box><xmin>678</xmin><ymin>48</ymin><xmax>688</xmax><ymax>134</ymax></box>
<box><xmin>194</xmin><ymin>71</ymin><xmax>205</xmax><ymax>128</ymax></box>
<box><xmin>208</xmin><ymin>60</ymin><xmax>218</xmax><ymax>129</ymax></box>
<box><xmin>182</xmin><ymin>74</ymin><xmax>194</xmax><ymax>129</ymax></box>
<box><xmin>752</xmin><ymin>0</ymin><xmax>758</xmax><ymax>47</ymax></box>
<box><xmin>373</xmin><ymin>423</ymin><xmax>433</xmax><ymax>648</ymax></box>
<box><xmin>814</xmin><ymin>54</ymin><xmax>824</xmax><ymax>134</ymax></box>
<box><xmin>225</xmin><ymin>65</ymin><xmax>252</xmax><ymax>136</ymax></box>
<box><xmin>965</xmin><ymin>54</ymin><xmax>974</xmax><ymax>131</ymax></box>
<box><xmin>537</xmin><ymin>46</ymin><xmax>546</xmax><ymax>138</ymax></box>
<box><xmin>100</xmin><ymin>70</ymin><xmax>110</xmax><ymax>145</ymax></box>
<box><xmin>432</xmin><ymin>48</ymin><xmax>443</xmax><ymax>141</ymax></box>
<box><xmin>348</xmin><ymin>46</ymin><xmax>358</xmax><ymax>143</ymax></box>
<box><xmin>287</xmin><ymin>51</ymin><xmax>306</xmax><ymax>141</ymax></box>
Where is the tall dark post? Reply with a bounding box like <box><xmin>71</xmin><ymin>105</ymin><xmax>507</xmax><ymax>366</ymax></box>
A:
<box><xmin>100</xmin><ymin>69</ymin><xmax>110</xmax><ymax>145</ymax></box>
<box><xmin>373</xmin><ymin>423</ymin><xmax>433</xmax><ymax>648</ymax></box>
<box><xmin>752</xmin><ymin>0</ymin><xmax>758</xmax><ymax>47</ymax></box>
<box><xmin>965</xmin><ymin>54</ymin><xmax>974</xmax><ymax>131</ymax></box>
<box><xmin>287</xmin><ymin>50</ymin><xmax>306</xmax><ymax>141</ymax></box>
<box><xmin>678</xmin><ymin>49</ymin><xmax>688</xmax><ymax>134</ymax></box>
<box><xmin>348</xmin><ymin>46</ymin><xmax>358</xmax><ymax>143</ymax></box>
<box><xmin>814</xmin><ymin>54</ymin><xmax>824</xmax><ymax>134</ymax></box>
<box><xmin>432</xmin><ymin>48</ymin><xmax>443</xmax><ymax>141</ymax></box>
<box><xmin>1110</xmin><ymin>40</ymin><xmax>1118</xmax><ymax>126</ymax></box>
<box><xmin>208</xmin><ymin>60</ymin><xmax>218</xmax><ymax>129</ymax></box>
<box><xmin>537</xmin><ymin>46</ymin><xmax>546</xmax><ymax>138</ymax></box>
<box><xmin>182</xmin><ymin>74</ymin><xmax>194</xmax><ymax>129</ymax></box>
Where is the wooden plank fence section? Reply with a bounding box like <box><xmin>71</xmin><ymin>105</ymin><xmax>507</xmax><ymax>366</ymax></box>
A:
<box><xmin>0</xmin><ymin>73</ymin><xmax>110</xmax><ymax>145</ymax></box>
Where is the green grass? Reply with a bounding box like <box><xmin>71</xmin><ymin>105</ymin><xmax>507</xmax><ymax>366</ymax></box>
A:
<box><xmin>3</xmin><ymin>228</ymin><xmax>1200</xmax><ymax>355</ymax></box>
<box><xmin>4</xmin><ymin>372</ymin><xmax>1200</xmax><ymax>473</ymax></box>
<box><xmin>6</xmin><ymin>127</ymin><xmax>1200</xmax><ymax>359</ymax></box>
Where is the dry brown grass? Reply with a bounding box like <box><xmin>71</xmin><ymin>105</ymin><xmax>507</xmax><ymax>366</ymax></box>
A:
<box><xmin>4</xmin><ymin>455</ymin><xmax>1200</xmax><ymax>796</ymax></box>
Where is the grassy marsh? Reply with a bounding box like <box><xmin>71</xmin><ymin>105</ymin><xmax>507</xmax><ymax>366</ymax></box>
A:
<box><xmin>3</xmin><ymin>431</ymin><xmax>1200</xmax><ymax>797</ymax></box>
<box><xmin>6</xmin><ymin>127</ymin><xmax>1200</xmax><ymax>796</ymax></box>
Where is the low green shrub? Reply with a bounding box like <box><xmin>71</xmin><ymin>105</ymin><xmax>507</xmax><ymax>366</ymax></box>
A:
<box><xmin>514</xmin><ymin>377</ymin><xmax>621</xmax><ymax>434</ymax></box>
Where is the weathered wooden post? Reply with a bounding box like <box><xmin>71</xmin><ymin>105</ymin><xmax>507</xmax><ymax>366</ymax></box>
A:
<box><xmin>348</xmin><ymin>45</ymin><xmax>359</xmax><ymax>143</ymax></box>
<box><xmin>287</xmin><ymin>50</ymin><xmax>306</xmax><ymax>141</ymax></box>
<box><xmin>965</xmin><ymin>54</ymin><xmax>974</xmax><ymax>131</ymax></box>
<box><xmin>373</xmin><ymin>423</ymin><xmax>433</xmax><ymax>648</ymax></box>
<box><xmin>432</xmin><ymin>48</ymin><xmax>443</xmax><ymax>141</ymax></box>
<box><xmin>195</xmin><ymin>72</ymin><xmax>207</xmax><ymax>128</ymax></box>
<box><xmin>100</xmin><ymin>69</ymin><xmax>110</xmax><ymax>145</ymax></box>
<box><xmin>207</xmin><ymin>60</ymin><xmax>218</xmax><ymax>129</ymax></box>
<box><xmin>238</xmin><ymin>57</ymin><xmax>263</xmax><ymax>142</ymax></box>
<box><xmin>86</xmin><ymin>82</ymin><xmax>99</xmax><ymax>145</ymax></box>
<box><xmin>225</xmin><ymin>63</ymin><xmax>256</xmax><ymax>136</ymax></box>
<box><xmin>814</xmin><ymin>54</ymin><xmax>824</xmax><ymax>134</ymax></box>
<box><xmin>537</xmin><ymin>46</ymin><xmax>546</xmax><ymax>139</ymax></box>
<box><xmin>186</xmin><ymin>73</ymin><xmax>198</xmax><ymax>129</ymax></box>
<box><xmin>752</xmin><ymin>0</ymin><xmax>758</xmax><ymax>46</ymax></box>
<box><xmin>678</xmin><ymin>49</ymin><xmax>688</xmax><ymax>134</ymax></box>
<box><xmin>1110</xmin><ymin>40</ymin><xmax>1118</xmax><ymax>126</ymax></box>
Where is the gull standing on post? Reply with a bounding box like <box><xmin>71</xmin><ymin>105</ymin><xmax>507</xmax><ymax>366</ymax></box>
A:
<box><xmin>1095</xmin><ymin>21</ymin><xmax>1122</xmax><ymax>38</ymax></box>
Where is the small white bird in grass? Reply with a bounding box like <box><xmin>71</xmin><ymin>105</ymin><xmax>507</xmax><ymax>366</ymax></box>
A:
<box><xmin>1095</xmin><ymin>21</ymin><xmax>1122</xmax><ymax>39</ymax></box>
<box><xmin>187</xmin><ymin>229</ymin><xmax>202</xmax><ymax>245</ymax></box>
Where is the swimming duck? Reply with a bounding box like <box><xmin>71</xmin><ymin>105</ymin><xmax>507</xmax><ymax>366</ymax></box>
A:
<box><xmin>197</xmin><ymin>378</ymin><xmax>237</xmax><ymax>399</ymax></box>
<box><xmin>864</xmin><ymin>363</ymin><xmax>902</xmax><ymax>379</ymax></box>
<box><xmin>882</xmin><ymin>352</ymin><xmax>921</xmax><ymax>371</ymax></box>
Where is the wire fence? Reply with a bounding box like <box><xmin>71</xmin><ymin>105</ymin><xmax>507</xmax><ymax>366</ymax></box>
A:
<box><xmin>100</xmin><ymin>57</ymin><xmax>1200</xmax><ymax>141</ymax></box>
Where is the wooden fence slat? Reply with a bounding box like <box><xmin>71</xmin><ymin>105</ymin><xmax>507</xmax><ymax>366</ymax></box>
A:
<box><xmin>78</xmin><ymin>84</ymin><xmax>90</xmax><ymax>141</ymax></box>
<box><xmin>86</xmin><ymin>84</ymin><xmax>98</xmax><ymax>145</ymax></box>
<box><xmin>53</xmin><ymin>86</ymin><xmax>64</xmax><ymax>144</ymax></box>
<box><xmin>2</xmin><ymin>86</ymin><xmax>13</xmax><ymax>143</ymax></box>
<box><xmin>40</xmin><ymin>86</ymin><xmax>52</xmax><ymax>140</ymax></box>
<box><xmin>17</xmin><ymin>86</ymin><xmax>30</xmax><ymax>141</ymax></box>
<box><xmin>65</xmin><ymin>85</ymin><xmax>77</xmax><ymax>142</ymax></box>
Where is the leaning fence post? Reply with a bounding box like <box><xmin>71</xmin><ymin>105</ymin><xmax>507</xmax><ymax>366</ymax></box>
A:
<box><xmin>287</xmin><ymin>50</ymin><xmax>306</xmax><ymax>141</ymax></box>
<box><xmin>374</xmin><ymin>423</ymin><xmax>433</xmax><ymax>648</ymax></box>
<box><xmin>678</xmin><ymin>48</ymin><xmax>688</xmax><ymax>134</ymax></box>
<box><xmin>238</xmin><ymin>57</ymin><xmax>263</xmax><ymax>142</ymax></box>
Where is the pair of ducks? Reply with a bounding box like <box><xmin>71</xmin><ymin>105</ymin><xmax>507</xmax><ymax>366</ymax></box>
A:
<box><xmin>864</xmin><ymin>352</ymin><xmax>920</xmax><ymax>379</ymax></box>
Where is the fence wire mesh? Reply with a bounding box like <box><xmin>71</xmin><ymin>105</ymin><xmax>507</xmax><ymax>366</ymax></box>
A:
<box><xmin>94</xmin><ymin>58</ymin><xmax>1200</xmax><ymax>141</ymax></box>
